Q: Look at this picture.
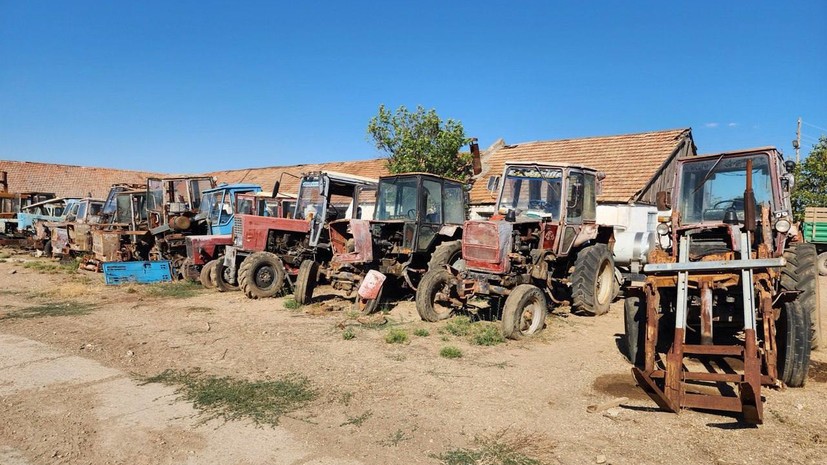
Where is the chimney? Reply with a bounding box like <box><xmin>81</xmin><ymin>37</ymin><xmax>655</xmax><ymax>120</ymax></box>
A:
<box><xmin>0</xmin><ymin>171</ymin><xmax>7</xmax><ymax>193</ymax></box>
<box><xmin>470</xmin><ymin>138</ymin><xmax>482</xmax><ymax>175</ymax></box>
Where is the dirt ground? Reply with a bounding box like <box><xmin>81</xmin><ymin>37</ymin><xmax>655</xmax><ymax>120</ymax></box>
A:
<box><xmin>0</xmin><ymin>252</ymin><xmax>825</xmax><ymax>465</ymax></box>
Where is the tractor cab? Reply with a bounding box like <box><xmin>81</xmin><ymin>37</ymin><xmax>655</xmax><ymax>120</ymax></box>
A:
<box><xmin>146</xmin><ymin>176</ymin><xmax>216</xmax><ymax>232</ymax></box>
<box><xmin>198</xmin><ymin>183</ymin><xmax>262</xmax><ymax>235</ymax></box>
<box><xmin>371</xmin><ymin>173</ymin><xmax>466</xmax><ymax>253</ymax></box>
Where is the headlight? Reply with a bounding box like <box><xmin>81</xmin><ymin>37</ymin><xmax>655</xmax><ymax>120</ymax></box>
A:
<box><xmin>656</xmin><ymin>222</ymin><xmax>670</xmax><ymax>235</ymax></box>
<box><xmin>774</xmin><ymin>219</ymin><xmax>792</xmax><ymax>233</ymax></box>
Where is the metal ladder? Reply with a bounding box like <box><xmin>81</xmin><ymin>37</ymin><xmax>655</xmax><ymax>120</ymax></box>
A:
<box><xmin>632</xmin><ymin>231</ymin><xmax>785</xmax><ymax>424</ymax></box>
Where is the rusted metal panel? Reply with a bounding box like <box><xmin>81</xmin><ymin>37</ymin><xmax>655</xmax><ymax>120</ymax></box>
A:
<box><xmin>186</xmin><ymin>234</ymin><xmax>232</xmax><ymax>265</ymax></box>
<box><xmin>462</xmin><ymin>220</ymin><xmax>512</xmax><ymax>274</ymax></box>
<box><xmin>92</xmin><ymin>230</ymin><xmax>122</xmax><ymax>262</ymax></box>
<box><xmin>357</xmin><ymin>269</ymin><xmax>386</xmax><ymax>299</ymax></box>
<box><xmin>239</xmin><ymin>215</ymin><xmax>310</xmax><ymax>251</ymax></box>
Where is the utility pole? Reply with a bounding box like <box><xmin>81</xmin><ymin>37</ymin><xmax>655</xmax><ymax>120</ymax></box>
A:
<box><xmin>795</xmin><ymin>117</ymin><xmax>802</xmax><ymax>162</ymax></box>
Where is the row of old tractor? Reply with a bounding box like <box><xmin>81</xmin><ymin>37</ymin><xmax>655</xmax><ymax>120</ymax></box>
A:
<box><xmin>0</xmin><ymin>145</ymin><xmax>821</xmax><ymax>425</ymax></box>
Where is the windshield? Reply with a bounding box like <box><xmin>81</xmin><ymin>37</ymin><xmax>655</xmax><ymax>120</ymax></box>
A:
<box><xmin>200</xmin><ymin>191</ymin><xmax>221</xmax><ymax>222</ymax></box>
<box><xmin>376</xmin><ymin>177</ymin><xmax>419</xmax><ymax>220</ymax></box>
<box><xmin>497</xmin><ymin>166</ymin><xmax>563</xmax><ymax>219</ymax></box>
<box><xmin>678</xmin><ymin>154</ymin><xmax>773</xmax><ymax>224</ymax></box>
<box><xmin>295</xmin><ymin>177</ymin><xmax>323</xmax><ymax>220</ymax></box>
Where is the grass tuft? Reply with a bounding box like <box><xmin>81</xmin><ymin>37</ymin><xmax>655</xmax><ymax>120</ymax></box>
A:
<box><xmin>384</xmin><ymin>328</ymin><xmax>409</xmax><ymax>344</ymax></box>
<box><xmin>439</xmin><ymin>346</ymin><xmax>463</xmax><ymax>359</ymax></box>
<box><xmin>342</xmin><ymin>328</ymin><xmax>356</xmax><ymax>340</ymax></box>
<box><xmin>469</xmin><ymin>322</ymin><xmax>505</xmax><ymax>346</ymax></box>
<box><xmin>2</xmin><ymin>301</ymin><xmax>95</xmax><ymax>320</ymax></box>
<box><xmin>143</xmin><ymin>369</ymin><xmax>317</xmax><ymax>426</ymax></box>
<box><xmin>22</xmin><ymin>258</ymin><xmax>80</xmax><ymax>274</ymax></box>
<box><xmin>340</xmin><ymin>410</ymin><xmax>373</xmax><ymax>427</ymax></box>
<box><xmin>414</xmin><ymin>328</ymin><xmax>430</xmax><ymax>337</ymax></box>
<box><xmin>435</xmin><ymin>428</ymin><xmax>555</xmax><ymax>465</ymax></box>
<box><xmin>443</xmin><ymin>316</ymin><xmax>473</xmax><ymax>336</ymax></box>
<box><xmin>143</xmin><ymin>281</ymin><xmax>201</xmax><ymax>299</ymax></box>
<box><xmin>283</xmin><ymin>297</ymin><xmax>301</xmax><ymax>310</ymax></box>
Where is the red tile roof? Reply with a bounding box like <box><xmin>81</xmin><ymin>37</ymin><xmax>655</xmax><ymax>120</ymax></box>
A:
<box><xmin>470</xmin><ymin>128</ymin><xmax>692</xmax><ymax>204</ymax></box>
<box><xmin>0</xmin><ymin>160</ymin><xmax>162</xmax><ymax>198</ymax></box>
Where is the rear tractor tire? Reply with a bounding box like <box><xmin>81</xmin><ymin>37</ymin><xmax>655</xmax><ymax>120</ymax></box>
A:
<box><xmin>571</xmin><ymin>243</ymin><xmax>615</xmax><ymax>316</ymax></box>
<box><xmin>200</xmin><ymin>259</ymin><xmax>218</xmax><ymax>289</ymax></box>
<box><xmin>416</xmin><ymin>269</ymin><xmax>457</xmax><ymax>322</ymax></box>
<box><xmin>428</xmin><ymin>240</ymin><xmax>463</xmax><ymax>270</ymax></box>
<box><xmin>294</xmin><ymin>259</ymin><xmax>319</xmax><ymax>305</ymax></box>
<box><xmin>238</xmin><ymin>252</ymin><xmax>286</xmax><ymax>299</ymax></box>
<box><xmin>501</xmin><ymin>284</ymin><xmax>548</xmax><ymax>340</ymax></box>
<box><xmin>782</xmin><ymin>243</ymin><xmax>821</xmax><ymax>349</ymax></box>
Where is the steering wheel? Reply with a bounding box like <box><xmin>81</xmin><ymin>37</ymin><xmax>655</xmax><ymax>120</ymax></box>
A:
<box><xmin>326</xmin><ymin>203</ymin><xmax>339</xmax><ymax>220</ymax></box>
<box><xmin>406</xmin><ymin>208</ymin><xmax>416</xmax><ymax>220</ymax></box>
<box><xmin>711</xmin><ymin>200</ymin><xmax>735</xmax><ymax>210</ymax></box>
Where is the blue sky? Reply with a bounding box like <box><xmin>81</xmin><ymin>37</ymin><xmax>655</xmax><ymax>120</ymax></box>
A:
<box><xmin>1</xmin><ymin>1</ymin><xmax>825</xmax><ymax>172</ymax></box>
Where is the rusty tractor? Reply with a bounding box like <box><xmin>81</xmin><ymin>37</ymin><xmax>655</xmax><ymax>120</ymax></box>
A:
<box><xmin>416</xmin><ymin>162</ymin><xmax>615</xmax><ymax>338</ymax></box>
<box><xmin>188</xmin><ymin>189</ymin><xmax>292</xmax><ymax>290</ymax></box>
<box><xmin>624</xmin><ymin>148</ymin><xmax>818</xmax><ymax>424</ymax></box>
<box><xmin>221</xmin><ymin>171</ymin><xmax>377</xmax><ymax>299</ymax></box>
<box><xmin>89</xmin><ymin>184</ymin><xmax>152</xmax><ymax>268</ymax></box>
<box><xmin>317</xmin><ymin>172</ymin><xmax>467</xmax><ymax>313</ymax></box>
<box><xmin>0</xmin><ymin>171</ymin><xmax>55</xmax><ymax>246</ymax></box>
<box><xmin>145</xmin><ymin>176</ymin><xmax>217</xmax><ymax>277</ymax></box>
<box><xmin>48</xmin><ymin>197</ymin><xmax>106</xmax><ymax>258</ymax></box>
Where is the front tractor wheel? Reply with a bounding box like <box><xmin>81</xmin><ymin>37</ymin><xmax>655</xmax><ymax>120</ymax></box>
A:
<box><xmin>416</xmin><ymin>269</ymin><xmax>458</xmax><ymax>322</ymax></box>
<box><xmin>353</xmin><ymin>284</ymin><xmax>384</xmax><ymax>315</ymax></box>
<box><xmin>501</xmin><ymin>284</ymin><xmax>548</xmax><ymax>340</ymax></box>
<box><xmin>571</xmin><ymin>243</ymin><xmax>615</xmax><ymax>316</ymax></box>
<box><xmin>776</xmin><ymin>300</ymin><xmax>812</xmax><ymax>387</ymax></box>
<box><xmin>238</xmin><ymin>252</ymin><xmax>286</xmax><ymax>299</ymax></box>
<box><xmin>200</xmin><ymin>260</ymin><xmax>218</xmax><ymax>289</ymax></box>
<box><xmin>213</xmin><ymin>259</ymin><xmax>240</xmax><ymax>293</ymax></box>
<box><xmin>623</xmin><ymin>291</ymin><xmax>646</xmax><ymax>367</ymax></box>
<box><xmin>294</xmin><ymin>260</ymin><xmax>319</xmax><ymax>305</ymax></box>
<box><xmin>818</xmin><ymin>252</ymin><xmax>827</xmax><ymax>276</ymax></box>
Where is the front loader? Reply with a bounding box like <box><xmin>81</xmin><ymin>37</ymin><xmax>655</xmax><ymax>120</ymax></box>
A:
<box><xmin>624</xmin><ymin>148</ymin><xmax>819</xmax><ymax>424</ymax></box>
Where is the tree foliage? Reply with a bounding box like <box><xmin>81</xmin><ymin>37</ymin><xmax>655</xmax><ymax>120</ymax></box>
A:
<box><xmin>367</xmin><ymin>105</ymin><xmax>472</xmax><ymax>183</ymax></box>
<box><xmin>792</xmin><ymin>135</ymin><xmax>827</xmax><ymax>220</ymax></box>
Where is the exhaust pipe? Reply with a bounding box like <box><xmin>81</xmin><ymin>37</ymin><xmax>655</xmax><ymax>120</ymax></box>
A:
<box><xmin>470</xmin><ymin>138</ymin><xmax>482</xmax><ymax>175</ymax></box>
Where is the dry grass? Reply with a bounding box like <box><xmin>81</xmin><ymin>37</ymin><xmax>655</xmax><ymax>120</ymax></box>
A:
<box><xmin>435</xmin><ymin>427</ymin><xmax>556</xmax><ymax>465</ymax></box>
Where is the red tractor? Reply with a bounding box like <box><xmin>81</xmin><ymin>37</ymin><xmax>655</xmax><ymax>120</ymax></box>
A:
<box><xmin>311</xmin><ymin>173</ymin><xmax>467</xmax><ymax>313</ymax></box>
<box><xmin>220</xmin><ymin>171</ymin><xmax>377</xmax><ymax>299</ymax></box>
<box><xmin>189</xmin><ymin>191</ymin><xmax>291</xmax><ymax>289</ymax></box>
<box><xmin>416</xmin><ymin>162</ymin><xmax>616</xmax><ymax>339</ymax></box>
<box><xmin>624</xmin><ymin>148</ymin><xmax>818</xmax><ymax>423</ymax></box>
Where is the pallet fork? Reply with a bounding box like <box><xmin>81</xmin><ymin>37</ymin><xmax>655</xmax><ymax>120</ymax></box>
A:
<box><xmin>631</xmin><ymin>232</ymin><xmax>785</xmax><ymax>424</ymax></box>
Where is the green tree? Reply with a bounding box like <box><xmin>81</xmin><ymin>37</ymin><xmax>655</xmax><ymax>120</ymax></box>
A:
<box><xmin>792</xmin><ymin>135</ymin><xmax>827</xmax><ymax>219</ymax></box>
<box><xmin>367</xmin><ymin>105</ymin><xmax>472</xmax><ymax>183</ymax></box>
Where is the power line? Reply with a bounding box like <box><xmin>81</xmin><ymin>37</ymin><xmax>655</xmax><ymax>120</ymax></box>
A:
<box><xmin>802</xmin><ymin>121</ymin><xmax>827</xmax><ymax>133</ymax></box>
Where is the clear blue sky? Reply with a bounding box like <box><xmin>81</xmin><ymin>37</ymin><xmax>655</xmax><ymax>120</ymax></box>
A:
<box><xmin>1</xmin><ymin>1</ymin><xmax>825</xmax><ymax>172</ymax></box>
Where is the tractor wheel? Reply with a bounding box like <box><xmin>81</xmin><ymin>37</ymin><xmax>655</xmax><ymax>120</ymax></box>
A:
<box><xmin>571</xmin><ymin>243</ymin><xmax>615</xmax><ymax>316</ymax></box>
<box><xmin>623</xmin><ymin>291</ymin><xmax>646</xmax><ymax>367</ymax></box>
<box><xmin>817</xmin><ymin>252</ymin><xmax>827</xmax><ymax>276</ymax></box>
<box><xmin>782</xmin><ymin>243</ymin><xmax>821</xmax><ymax>349</ymax></box>
<box><xmin>353</xmin><ymin>283</ymin><xmax>384</xmax><ymax>315</ymax></box>
<box><xmin>200</xmin><ymin>260</ymin><xmax>218</xmax><ymax>289</ymax></box>
<box><xmin>428</xmin><ymin>240</ymin><xmax>463</xmax><ymax>270</ymax></box>
<box><xmin>294</xmin><ymin>260</ymin><xmax>319</xmax><ymax>305</ymax></box>
<box><xmin>416</xmin><ymin>269</ymin><xmax>457</xmax><ymax>322</ymax></box>
<box><xmin>777</xmin><ymin>300</ymin><xmax>811</xmax><ymax>387</ymax></box>
<box><xmin>180</xmin><ymin>258</ymin><xmax>199</xmax><ymax>282</ymax></box>
<box><xmin>501</xmin><ymin>284</ymin><xmax>548</xmax><ymax>340</ymax></box>
<box><xmin>213</xmin><ymin>259</ymin><xmax>240</xmax><ymax>292</ymax></box>
<box><xmin>238</xmin><ymin>252</ymin><xmax>285</xmax><ymax>299</ymax></box>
